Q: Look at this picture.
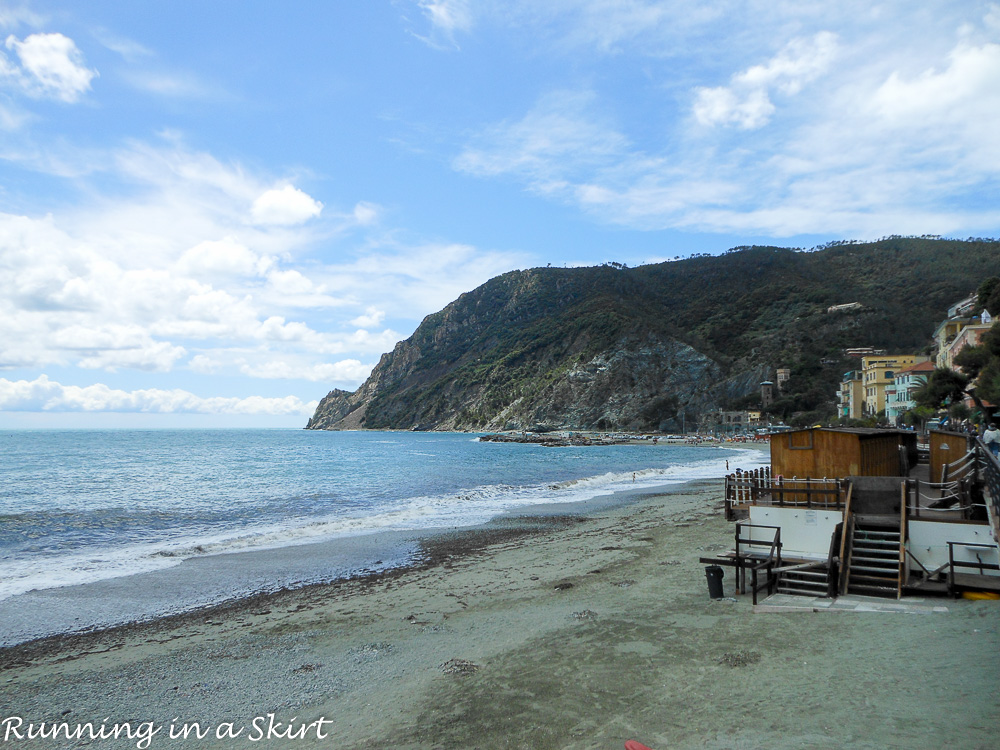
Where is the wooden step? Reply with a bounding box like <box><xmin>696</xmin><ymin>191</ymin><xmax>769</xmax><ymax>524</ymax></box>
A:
<box><xmin>855</xmin><ymin>515</ymin><xmax>901</xmax><ymax>528</ymax></box>
<box><xmin>784</xmin><ymin>570</ymin><xmax>828</xmax><ymax>580</ymax></box>
<box><xmin>851</xmin><ymin>555</ymin><xmax>899</xmax><ymax>566</ymax></box>
<box><xmin>778</xmin><ymin>583</ymin><xmax>828</xmax><ymax>596</ymax></box>
<box><xmin>849</xmin><ymin>576</ymin><xmax>897</xmax><ymax>586</ymax></box>
<box><xmin>851</xmin><ymin>565</ymin><xmax>899</xmax><ymax>576</ymax></box>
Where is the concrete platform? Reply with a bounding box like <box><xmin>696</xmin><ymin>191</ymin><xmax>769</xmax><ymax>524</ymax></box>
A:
<box><xmin>753</xmin><ymin>592</ymin><xmax>950</xmax><ymax>614</ymax></box>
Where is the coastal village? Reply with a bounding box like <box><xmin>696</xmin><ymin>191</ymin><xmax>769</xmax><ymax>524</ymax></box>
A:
<box><xmin>476</xmin><ymin>288</ymin><xmax>1000</xmax><ymax>609</ymax></box>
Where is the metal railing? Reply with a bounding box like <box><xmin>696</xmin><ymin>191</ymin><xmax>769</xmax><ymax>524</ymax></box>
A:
<box><xmin>725</xmin><ymin>470</ymin><xmax>845</xmax><ymax>520</ymax></box>
<box><xmin>947</xmin><ymin>541</ymin><xmax>1000</xmax><ymax>597</ymax></box>
<box><xmin>975</xmin><ymin>438</ymin><xmax>1000</xmax><ymax>542</ymax></box>
<box><xmin>734</xmin><ymin>522</ymin><xmax>782</xmax><ymax>605</ymax></box>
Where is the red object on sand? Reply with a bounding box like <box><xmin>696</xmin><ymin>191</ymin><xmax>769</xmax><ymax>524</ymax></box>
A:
<box><xmin>625</xmin><ymin>741</ymin><xmax>653</xmax><ymax>750</ymax></box>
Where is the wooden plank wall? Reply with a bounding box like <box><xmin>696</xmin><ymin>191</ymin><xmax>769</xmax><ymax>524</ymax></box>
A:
<box><xmin>772</xmin><ymin>429</ymin><xmax>905</xmax><ymax>478</ymax></box>
<box><xmin>772</xmin><ymin>429</ymin><xmax>859</xmax><ymax>478</ymax></box>
<box><xmin>859</xmin><ymin>435</ymin><xmax>902</xmax><ymax>476</ymax></box>
<box><xmin>929</xmin><ymin>430</ymin><xmax>973</xmax><ymax>483</ymax></box>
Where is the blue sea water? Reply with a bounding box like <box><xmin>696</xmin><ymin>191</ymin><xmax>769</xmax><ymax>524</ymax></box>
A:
<box><xmin>0</xmin><ymin>429</ymin><xmax>765</xmax><ymax>640</ymax></box>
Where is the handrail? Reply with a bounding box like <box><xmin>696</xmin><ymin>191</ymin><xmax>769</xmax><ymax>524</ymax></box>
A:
<box><xmin>975</xmin><ymin>438</ymin><xmax>1000</xmax><ymax>543</ymax></box>
<box><xmin>770</xmin><ymin>561</ymin><xmax>826</xmax><ymax>574</ymax></box>
<box><xmin>838</xmin><ymin>482</ymin><xmax>854</xmax><ymax>563</ymax></box>
<box><xmin>838</xmin><ymin>482</ymin><xmax>854</xmax><ymax>595</ymax></box>
<box><xmin>897</xmin><ymin>481</ymin><xmax>908</xmax><ymax>599</ymax></box>
<box><xmin>725</xmin><ymin>474</ymin><xmax>844</xmax><ymax>510</ymax></box>
<box><xmin>826</xmin><ymin>525</ymin><xmax>841</xmax><ymax>598</ymax></box>
<box><xmin>736</xmin><ymin>522</ymin><xmax>782</xmax><ymax>604</ymax></box>
<box><xmin>947</xmin><ymin>540</ymin><xmax>1000</xmax><ymax>597</ymax></box>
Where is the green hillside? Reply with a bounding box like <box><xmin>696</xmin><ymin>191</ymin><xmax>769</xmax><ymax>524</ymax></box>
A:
<box><xmin>308</xmin><ymin>237</ymin><xmax>1000</xmax><ymax>431</ymax></box>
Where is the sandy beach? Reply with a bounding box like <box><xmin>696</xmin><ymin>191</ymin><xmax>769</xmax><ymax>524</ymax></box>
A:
<box><xmin>1</xmin><ymin>478</ymin><xmax>998</xmax><ymax>750</ymax></box>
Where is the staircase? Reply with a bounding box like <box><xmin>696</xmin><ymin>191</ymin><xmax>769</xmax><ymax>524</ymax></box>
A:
<box><xmin>776</xmin><ymin>565</ymin><xmax>830</xmax><ymax>597</ymax></box>
<box><xmin>844</xmin><ymin>518</ymin><xmax>902</xmax><ymax>598</ymax></box>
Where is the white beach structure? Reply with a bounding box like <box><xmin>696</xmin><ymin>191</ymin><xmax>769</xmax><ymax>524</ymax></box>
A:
<box><xmin>706</xmin><ymin>429</ymin><xmax>1000</xmax><ymax>603</ymax></box>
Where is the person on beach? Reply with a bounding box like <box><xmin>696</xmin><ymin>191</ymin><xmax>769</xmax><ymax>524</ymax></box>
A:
<box><xmin>983</xmin><ymin>423</ymin><xmax>1000</xmax><ymax>457</ymax></box>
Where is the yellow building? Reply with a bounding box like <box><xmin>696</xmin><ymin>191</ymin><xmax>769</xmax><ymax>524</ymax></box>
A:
<box><xmin>861</xmin><ymin>354</ymin><xmax>929</xmax><ymax>417</ymax></box>
<box><xmin>933</xmin><ymin>318</ymin><xmax>970</xmax><ymax>367</ymax></box>
<box><xmin>838</xmin><ymin>370</ymin><xmax>864</xmax><ymax>420</ymax></box>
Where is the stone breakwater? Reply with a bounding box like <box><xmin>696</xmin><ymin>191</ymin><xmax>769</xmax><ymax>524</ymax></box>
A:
<box><xmin>478</xmin><ymin>433</ymin><xmax>633</xmax><ymax>447</ymax></box>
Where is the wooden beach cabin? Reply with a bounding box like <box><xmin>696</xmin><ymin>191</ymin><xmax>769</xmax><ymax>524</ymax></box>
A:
<box><xmin>708</xmin><ymin>428</ymin><xmax>1000</xmax><ymax>604</ymax></box>
<box><xmin>770</xmin><ymin>427</ymin><xmax>916</xmax><ymax>479</ymax></box>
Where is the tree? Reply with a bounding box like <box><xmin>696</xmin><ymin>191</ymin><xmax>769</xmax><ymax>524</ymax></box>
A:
<box><xmin>977</xmin><ymin>277</ymin><xmax>1000</xmax><ymax>317</ymax></box>
<box><xmin>950</xmin><ymin>322</ymin><xmax>1000</xmax><ymax>410</ymax></box>
<box><xmin>949</xmin><ymin>402</ymin><xmax>971</xmax><ymax>421</ymax></box>
<box><xmin>913</xmin><ymin>367</ymin><xmax>969</xmax><ymax>410</ymax></box>
<box><xmin>904</xmin><ymin>405</ymin><xmax>936</xmax><ymax>431</ymax></box>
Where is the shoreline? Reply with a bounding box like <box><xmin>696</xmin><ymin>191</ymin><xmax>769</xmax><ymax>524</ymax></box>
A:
<box><xmin>0</xmin><ymin>442</ymin><xmax>768</xmax><ymax>648</ymax></box>
<box><xmin>0</xmin><ymin>510</ymin><xmax>583</xmax><ymax>666</ymax></box>
<box><xmin>0</xmin><ymin>475</ymin><xmax>712</xmax><ymax>653</ymax></box>
<box><xmin>4</xmin><ymin>475</ymin><xmax>996</xmax><ymax>749</ymax></box>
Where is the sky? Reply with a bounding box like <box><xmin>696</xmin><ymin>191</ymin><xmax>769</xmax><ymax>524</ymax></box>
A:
<box><xmin>1</xmin><ymin>1</ymin><xmax>999</xmax><ymax>428</ymax></box>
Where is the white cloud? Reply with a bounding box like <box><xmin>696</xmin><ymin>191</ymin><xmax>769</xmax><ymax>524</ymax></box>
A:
<box><xmin>482</xmin><ymin>0</ymin><xmax>728</xmax><ymax>56</ymax></box>
<box><xmin>0</xmin><ymin>143</ymin><xmax>358</xmax><ymax>377</ymax></box>
<box><xmin>77</xmin><ymin>340</ymin><xmax>187</xmax><ymax>372</ymax></box>
<box><xmin>411</xmin><ymin>0</ymin><xmax>474</xmax><ymax>48</ymax></box>
<box><xmin>251</xmin><ymin>185</ymin><xmax>323</xmax><ymax>226</ymax></box>
<box><xmin>349</xmin><ymin>306</ymin><xmax>386</xmax><ymax>328</ymax></box>
<box><xmin>122</xmin><ymin>70</ymin><xmax>210</xmax><ymax>98</ymax></box>
<box><xmin>188</xmin><ymin>354</ymin><xmax>223</xmax><ymax>374</ymax></box>
<box><xmin>266</xmin><ymin>269</ymin><xmax>318</xmax><ymax>295</ymax></box>
<box><xmin>177</xmin><ymin>238</ymin><xmax>270</xmax><ymax>279</ymax></box>
<box><xmin>239</xmin><ymin>359</ymin><xmax>373</xmax><ymax>383</ymax></box>
<box><xmin>353</xmin><ymin>201</ymin><xmax>379</xmax><ymax>225</ymax></box>
<box><xmin>93</xmin><ymin>30</ymin><xmax>153</xmax><ymax>62</ymax></box>
<box><xmin>871</xmin><ymin>41</ymin><xmax>1000</xmax><ymax>123</ymax></box>
<box><xmin>452</xmin><ymin>7</ymin><xmax>1000</xmax><ymax>238</ymax></box>
<box><xmin>0</xmin><ymin>6</ymin><xmax>47</xmax><ymax>30</ymax></box>
<box><xmin>455</xmin><ymin>90</ymin><xmax>629</xmax><ymax>190</ymax></box>
<box><xmin>0</xmin><ymin>375</ymin><xmax>317</xmax><ymax>415</ymax></box>
<box><xmin>693</xmin><ymin>32</ymin><xmax>838</xmax><ymax>129</ymax></box>
<box><xmin>419</xmin><ymin>0</ymin><xmax>473</xmax><ymax>34</ymax></box>
<box><xmin>2</xmin><ymin>32</ymin><xmax>97</xmax><ymax>102</ymax></box>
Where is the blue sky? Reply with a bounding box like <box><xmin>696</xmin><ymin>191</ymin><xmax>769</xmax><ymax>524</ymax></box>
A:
<box><xmin>2</xmin><ymin>1</ymin><xmax>999</xmax><ymax>427</ymax></box>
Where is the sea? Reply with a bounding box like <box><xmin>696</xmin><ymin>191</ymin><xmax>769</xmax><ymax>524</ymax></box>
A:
<box><xmin>0</xmin><ymin>429</ymin><xmax>767</xmax><ymax>645</ymax></box>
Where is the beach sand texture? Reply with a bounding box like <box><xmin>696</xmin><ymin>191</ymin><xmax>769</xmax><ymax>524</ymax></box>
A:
<box><xmin>1</xmin><ymin>479</ymin><xmax>998</xmax><ymax>749</ymax></box>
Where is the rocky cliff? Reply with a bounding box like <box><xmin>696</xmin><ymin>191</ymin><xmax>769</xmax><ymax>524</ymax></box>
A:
<box><xmin>307</xmin><ymin>238</ymin><xmax>1000</xmax><ymax>431</ymax></box>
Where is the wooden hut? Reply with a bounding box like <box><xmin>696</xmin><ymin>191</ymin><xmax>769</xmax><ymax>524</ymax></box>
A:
<box><xmin>770</xmin><ymin>427</ymin><xmax>912</xmax><ymax>478</ymax></box>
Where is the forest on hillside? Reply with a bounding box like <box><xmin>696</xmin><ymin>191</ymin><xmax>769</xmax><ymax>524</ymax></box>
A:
<box><xmin>311</xmin><ymin>237</ymin><xmax>1000</xmax><ymax>432</ymax></box>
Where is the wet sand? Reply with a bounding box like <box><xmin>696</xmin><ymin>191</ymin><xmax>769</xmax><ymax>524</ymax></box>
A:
<box><xmin>1</xmin><ymin>479</ymin><xmax>998</xmax><ymax>749</ymax></box>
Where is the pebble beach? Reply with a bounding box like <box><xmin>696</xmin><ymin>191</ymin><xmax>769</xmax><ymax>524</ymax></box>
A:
<box><xmin>2</xmin><ymin>478</ymin><xmax>998</xmax><ymax>750</ymax></box>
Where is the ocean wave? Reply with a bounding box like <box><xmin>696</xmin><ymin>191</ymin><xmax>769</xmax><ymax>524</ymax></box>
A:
<box><xmin>0</xmin><ymin>444</ymin><xmax>767</xmax><ymax>601</ymax></box>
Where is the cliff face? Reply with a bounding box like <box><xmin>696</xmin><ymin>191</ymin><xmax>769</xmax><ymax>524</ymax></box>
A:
<box><xmin>306</xmin><ymin>238</ymin><xmax>1000</xmax><ymax>431</ymax></box>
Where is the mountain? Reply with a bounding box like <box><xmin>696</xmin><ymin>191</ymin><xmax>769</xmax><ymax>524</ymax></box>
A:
<box><xmin>306</xmin><ymin>237</ymin><xmax>1000</xmax><ymax>432</ymax></box>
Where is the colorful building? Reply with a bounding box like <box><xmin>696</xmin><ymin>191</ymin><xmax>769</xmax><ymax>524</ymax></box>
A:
<box><xmin>861</xmin><ymin>354</ymin><xmax>929</xmax><ymax>417</ymax></box>
<box><xmin>884</xmin><ymin>361</ymin><xmax>935</xmax><ymax>424</ymax></box>
<box><xmin>838</xmin><ymin>370</ymin><xmax>864</xmax><ymax>420</ymax></box>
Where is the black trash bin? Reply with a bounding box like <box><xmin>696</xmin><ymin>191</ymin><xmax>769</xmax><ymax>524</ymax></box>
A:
<box><xmin>704</xmin><ymin>565</ymin><xmax>724</xmax><ymax>599</ymax></box>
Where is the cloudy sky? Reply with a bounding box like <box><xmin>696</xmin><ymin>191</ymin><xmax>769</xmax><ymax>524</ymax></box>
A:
<box><xmin>2</xmin><ymin>1</ymin><xmax>999</xmax><ymax>427</ymax></box>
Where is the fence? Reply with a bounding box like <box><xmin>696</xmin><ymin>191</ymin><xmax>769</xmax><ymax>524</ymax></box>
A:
<box><xmin>977</xmin><ymin>438</ymin><xmax>1000</xmax><ymax>543</ymax></box>
<box><xmin>724</xmin><ymin>467</ymin><xmax>846</xmax><ymax>520</ymax></box>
